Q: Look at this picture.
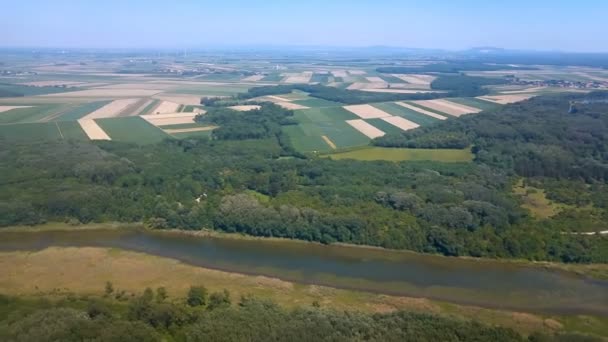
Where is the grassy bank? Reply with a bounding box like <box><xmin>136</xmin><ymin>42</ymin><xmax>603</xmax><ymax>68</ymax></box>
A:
<box><xmin>1</xmin><ymin>246</ymin><xmax>607</xmax><ymax>337</ymax></box>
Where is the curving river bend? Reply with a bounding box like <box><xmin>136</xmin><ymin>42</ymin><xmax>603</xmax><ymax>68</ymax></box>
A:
<box><xmin>1</xmin><ymin>228</ymin><xmax>606</xmax><ymax>316</ymax></box>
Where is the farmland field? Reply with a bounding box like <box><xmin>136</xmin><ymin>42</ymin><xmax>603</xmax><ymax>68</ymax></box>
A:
<box><xmin>0</xmin><ymin>122</ymin><xmax>62</xmax><ymax>141</ymax></box>
<box><xmin>55</xmin><ymin>100</ymin><xmax>113</xmax><ymax>121</ymax></box>
<box><xmin>326</xmin><ymin>146</ymin><xmax>474</xmax><ymax>162</ymax></box>
<box><xmin>291</xmin><ymin>98</ymin><xmax>343</xmax><ymax>107</ymax></box>
<box><xmin>0</xmin><ymin>104</ymin><xmax>73</xmax><ymax>124</ymax></box>
<box><xmin>371</xmin><ymin>102</ymin><xmax>442</xmax><ymax>126</ymax></box>
<box><xmin>95</xmin><ymin>116</ymin><xmax>170</xmax><ymax>144</ymax></box>
<box><xmin>56</xmin><ymin>121</ymin><xmax>89</xmax><ymax>140</ymax></box>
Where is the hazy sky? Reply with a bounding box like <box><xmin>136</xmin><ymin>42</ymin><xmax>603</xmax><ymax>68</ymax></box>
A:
<box><xmin>2</xmin><ymin>0</ymin><xmax>607</xmax><ymax>52</ymax></box>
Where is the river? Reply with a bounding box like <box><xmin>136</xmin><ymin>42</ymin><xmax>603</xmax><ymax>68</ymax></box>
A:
<box><xmin>1</xmin><ymin>228</ymin><xmax>606</xmax><ymax>316</ymax></box>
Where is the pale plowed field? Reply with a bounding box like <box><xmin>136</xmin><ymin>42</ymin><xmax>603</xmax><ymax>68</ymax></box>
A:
<box><xmin>346</xmin><ymin>119</ymin><xmax>385</xmax><ymax>139</ymax></box>
<box><xmin>343</xmin><ymin>105</ymin><xmax>393</xmax><ymax>119</ymax></box>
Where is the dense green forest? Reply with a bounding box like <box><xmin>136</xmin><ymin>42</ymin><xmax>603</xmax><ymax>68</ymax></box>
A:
<box><xmin>375</xmin><ymin>61</ymin><xmax>536</xmax><ymax>74</ymax></box>
<box><xmin>200</xmin><ymin>77</ymin><xmax>504</xmax><ymax>106</ymax></box>
<box><xmin>3</xmin><ymin>286</ymin><xmax>591</xmax><ymax>342</ymax></box>
<box><xmin>1</xmin><ymin>95</ymin><xmax>608</xmax><ymax>263</ymax></box>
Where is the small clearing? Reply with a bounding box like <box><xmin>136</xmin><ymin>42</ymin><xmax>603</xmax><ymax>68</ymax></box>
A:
<box><xmin>344</xmin><ymin>104</ymin><xmax>392</xmax><ymax>119</ymax></box>
<box><xmin>275</xmin><ymin>102</ymin><xmax>309</xmax><ymax>110</ymax></box>
<box><xmin>242</xmin><ymin>75</ymin><xmax>265</xmax><ymax>82</ymax></box>
<box><xmin>164</xmin><ymin>126</ymin><xmax>217</xmax><ymax>134</ymax></box>
<box><xmin>141</xmin><ymin>113</ymin><xmax>200</xmax><ymax>126</ymax></box>
<box><xmin>413</xmin><ymin>99</ymin><xmax>482</xmax><ymax>117</ymax></box>
<box><xmin>80</xmin><ymin>98</ymin><xmax>140</xmax><ymax>119</ymax></box>
<box><xmin>265</xmin><ymin>95</ymin><xmax>292</xmax><ymax>102</ymax></box>
<box><xmin>392</xmin><ymin>74</ymin><xmax>436</xmax><ymax>86</ymax></box>
<box><xmin>152</xmin><ymin>101</ymin><xmax>181</xmax><ymax>114</ymax></box>
<box><xmin>395</xmin><ymin>102</ymin><xmax>447</xmax><ymax>120</ymax></box>
<box><xmin>477</xmin><ymin>94</ymin><xmax>537</xmax><ymax>105</ymax></box>
<box><xmin>381</xmin><ymin>116</ymin><xmax>420</xmax><ymax>131</ymax></box>
<box><xmin>229</xmin><ymin>105</ymin><xmax>261</xmax><ymax>111</ymax></box>
<box><xmin>0</xmin><ymin>105</ymin><xmax>32</xmax><ymax>113</ymax></box>
<box><xmin>322</xmin><ymin>135</ymin><xmax>337</xmax><ymax>149</ymax></box>
<box><xmin>77</xmin><ymin>119</ymin><xmax>111</xmax><ymax>140</ymax></box>
<box><xmin>346</xmin><ymin>119</ymin><xmax>385</xmax><ymax>139</ymax></box>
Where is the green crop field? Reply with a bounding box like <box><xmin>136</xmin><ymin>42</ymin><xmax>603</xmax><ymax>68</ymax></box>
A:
<box><xmin>293</xmin><ymin>107</ymin><xmax>359</xmax><ymax>123</ymax></box>
<box><xmin>325</xmin><ymin>147</ymin><xmax>474</xmax><ymax>162</ymax></box>
<box><xmin>56</xmin><ymin>101</ymin><xmax>112</xmax><ymax>121</ymax></box>
<box><xmin>372</xmin><ymin>102</ymin><xmax>441</xmax><ymax>126</ymax></box>
<box><xmin>0</xmin><ymin>122</ymin><xmax>62</xmax><ymax>141</ymax></box>
<box><xmin>364</xmin><ymin>118</ymin><xmax>405</xmax><ymax>135</ymax></box>
<box><xmin>0</xmin><ymin>104</ymin><xmax>74</xmax><ymax>124</ymax></box>
<box><xmin>56</xmin><ymin>121</ymin><xmax>88</xmax><ymax>140</ymax></box>
<box><xmin>138</xmin><ymin>99</ymin><xmax>160</xmax><ymax>115</ymax></box>
<box><xmin>283</xmin><ymin>125</ymin><xmax>334</xmax><ymax>153</ymax></box>
<box><xmin>96</xmin><ymin>117</ymin><xmax>170</xmax><ymax>144</ymax></box>
<box><xmin>447</xmin><ymin>97</ymin><xmax>502</xmax><ymax>111</ymax></box>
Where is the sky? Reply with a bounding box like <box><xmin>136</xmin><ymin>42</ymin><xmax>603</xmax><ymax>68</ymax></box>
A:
<box><xmin>2</xmin><ymin>0</ymin><xmax>607</xmax><ymax>52</ymax></box>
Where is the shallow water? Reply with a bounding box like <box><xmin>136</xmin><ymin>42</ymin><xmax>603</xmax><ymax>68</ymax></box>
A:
<box><xmin>1</xmin><ymin>229</ymin><xmax>606</xmax><ymax>315</ymax></box>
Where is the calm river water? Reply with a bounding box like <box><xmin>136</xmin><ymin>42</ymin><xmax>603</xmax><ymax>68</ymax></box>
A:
<box><xmin>1</xmin><ymin>229</ymin><xmax>606</xmax><ymax>315</ymax></box>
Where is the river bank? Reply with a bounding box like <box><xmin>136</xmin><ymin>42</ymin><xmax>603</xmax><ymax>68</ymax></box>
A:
<box><xmin>1</xmin><ymin>246</ymin><xmax>607</xmax><ymax>338</ymax></box>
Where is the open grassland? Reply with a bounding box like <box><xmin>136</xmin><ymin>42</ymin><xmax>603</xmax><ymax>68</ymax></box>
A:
<box><xmin>0</xmin><ymin>122</ymin><xmax>62</xmax><ymax>141</ymax></box>
<box><xmin>512</xmin><ymin>180</ymin><xmax>573</xmax><ymax>219</ymax></box>
<box><xmin>326</xmin><ymin>146</ymin><xmax>474</xmax><ymax>162</ymax></box>
<box><xmin>0</xmin><ymin>244</ymin><xmax>604</xmax><ymax>337</ymax></box>
<box><xmin>0</xmin><ymin>104</ymin><xmax>73</xmax><ymax>124</ymax></box>
<box><xmin>95</xmin><ymin>116</ymin><xmax>170</xmax><ymax>144</ymax></box>
<box><xmin>372</xmin><ymin>102</ymin><xmax>443</xmax><ymax>125</ymax></box>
